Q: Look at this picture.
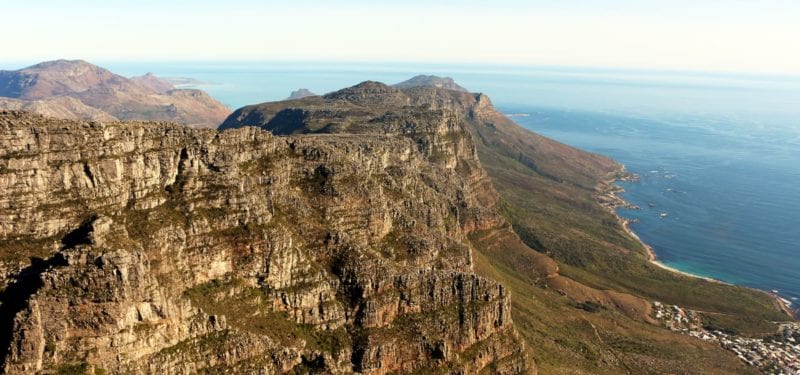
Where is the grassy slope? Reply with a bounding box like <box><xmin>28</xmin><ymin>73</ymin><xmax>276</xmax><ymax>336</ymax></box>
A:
<box><xmin>470</xmin><ymin>234</ymin><xmax>758</xmax><ymax>374</ymax></box>
<box><xmin>464</xmin><ymin>113</ymin><xmax>789</xmax><ymax>372</ymax></box>
<box><xmin>468</xmin><ymin>115</ymin><xmax>788</xmax><ymax>332</ymax></box>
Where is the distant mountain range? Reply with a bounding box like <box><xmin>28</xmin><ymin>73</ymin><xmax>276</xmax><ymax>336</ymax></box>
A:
<box><xmin>0</xmin><ymin>60</ymin><xmax>230</xmax><ymax>128</ymax></box>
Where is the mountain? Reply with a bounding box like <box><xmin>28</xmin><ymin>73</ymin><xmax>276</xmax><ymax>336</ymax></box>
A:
<box><xmin>0</xmin><ymin>60</ymin><xmax>230</xmax><ymax>128</ymax></box>
<box><xmin>0</xmin><ymin>96</ymin><xmax>117</xmax><ymax>122</ymax></box>
<box><xmin>0</xmin><ymin>76</ymin><xmax>789</xmax><ymax>374</ymax></box>
<box><xmin>0</xmin><ymin>109</ymin><xmax>530</xmax><ymax>374</ymax></box>
<box><xmin>130</xmin><ymin>72</ymin><xmax>174</xmax><ymax>93</ymax></box>
<box><xmin>393</xmin><ymin>75</ymin><xmax>468</xmax><ymax>92</ymax></box>
<box><xmin>220</xmin><ymin>77</ymin><xmax>789</xmax><ymax>373</ymax></box>
<box><xmin>286</xmin><ymin>88</ymin><xmax>317</xmax><ymax>100</ymax></box>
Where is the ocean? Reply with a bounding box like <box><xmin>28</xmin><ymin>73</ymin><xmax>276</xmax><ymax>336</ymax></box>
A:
<box><xmin>4</xmin><ymin>61</ymin><xmax>799</xmax><ymax>303</ymax></box>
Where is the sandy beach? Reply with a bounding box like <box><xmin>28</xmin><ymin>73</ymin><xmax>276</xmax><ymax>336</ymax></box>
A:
<box><xmin>600</xmin><ymin>169</ymin><xmax>797</xmax><ymax>318</ymax></box>
<box><xmin>620</xmin><ymin>219</ymin><xmax>729</xmax><ymax>284</ymax></box>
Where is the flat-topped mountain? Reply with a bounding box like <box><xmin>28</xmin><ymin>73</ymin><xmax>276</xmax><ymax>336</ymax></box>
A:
<box><xmin>0</xmin><ymin>60</ymin><xmax>229</xmax><ymax>128</ymax></box>
<box><xmin>286</xmin><ymin>88</ymin><xmax>317</xmax><ymax>100</ymax></box>
<box><xmin>393</xmin><ymin>75</ymin><xmax>468</xmax><ymax>92</ymax></box>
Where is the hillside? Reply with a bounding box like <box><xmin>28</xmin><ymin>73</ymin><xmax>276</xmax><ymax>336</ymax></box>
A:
<box><xmin>0</xmin><ymin>60</ymin><xmax>230</xmax><ymax>128</ymax></box>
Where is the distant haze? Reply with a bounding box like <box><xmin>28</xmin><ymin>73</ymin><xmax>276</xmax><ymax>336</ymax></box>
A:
<box><xmin>2</xmin><ymin>0</ymin><xmax>800</xmax><ymax>75</ymax></box>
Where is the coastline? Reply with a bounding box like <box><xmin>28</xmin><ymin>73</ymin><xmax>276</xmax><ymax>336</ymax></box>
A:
<box><xmin>598</xmin><ymin>167</ymin><xmax>797</xmax><ymax>319</ymax></box>
<box><xmin>620</xmin><ymin>218</ymin><xmax>727</xmax><ymax>284</ymax></box>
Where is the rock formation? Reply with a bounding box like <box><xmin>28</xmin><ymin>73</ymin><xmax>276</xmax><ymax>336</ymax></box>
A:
<box><xmin>221</xmin><ymin>80</ymin><xmax>658</xmax><ymax>323</ymax></box>
<box><xmin>0</xmin><ymin>60</ymin><xmax>230</xmax><ymax>128</ymax></box>
<box><xmin>0</xmin><ymin>104</ymin><xmax>533</xmax><ymax>373</ymax></box>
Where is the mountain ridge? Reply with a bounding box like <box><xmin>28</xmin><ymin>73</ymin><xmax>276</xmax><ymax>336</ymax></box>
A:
<box><xmin>0</xmin><ymin>73</ymin><xmax>789</xmax><ymax>374</ymax></box>
<box><xmin>220</xmin><ymin>75</ymin><xmax>789</xmax><ymax>373</ymax></box>
<box><xmin>0</xmin><ymin>60</ymin><xmax>230</xmax><ymax>128</ymax></box>
<box><xmin>393</xmin><ymin>75</ymin><xmax>468</xmax><ymax>92</ymax></box>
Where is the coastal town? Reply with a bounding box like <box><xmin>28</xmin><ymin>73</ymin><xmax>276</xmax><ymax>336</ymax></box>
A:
<box><xmin>652</xmin><ymin>301</ymin><xmax>800</xmax><ymax>374</ymax></box>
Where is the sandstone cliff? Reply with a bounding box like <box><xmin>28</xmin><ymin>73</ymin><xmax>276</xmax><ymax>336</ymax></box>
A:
<box><xmin>0</xmin><ymin>60</ymin><xmax>230</xmax><ymax>129</ymax></box>
<box><xmin>0</xmin><ymin>107</ymin><xmax>532</xmax><ymax>374</ymax></box>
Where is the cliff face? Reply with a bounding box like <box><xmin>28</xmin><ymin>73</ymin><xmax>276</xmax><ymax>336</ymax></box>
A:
<box><xmin>0</xmin><ymin>60</ymin><xmax>230</xmax><ymax>128</ymax></box>
<box><xmin>0</xmin><ymin>109</ymin><xmax>532</xmax><ymax>373</ymax></box>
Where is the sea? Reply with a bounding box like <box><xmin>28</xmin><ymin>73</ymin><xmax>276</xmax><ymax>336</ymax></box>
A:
<box><xmin>4</xmin><ymin>61</ymin><xmax>799</xmax><ymax>304</ymax></box>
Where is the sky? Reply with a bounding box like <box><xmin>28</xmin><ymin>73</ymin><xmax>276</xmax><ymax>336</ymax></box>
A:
<box><xmin>2</xmin><ymin>0</ymin><xmax>800</xmax><ymax>75</ymax></box>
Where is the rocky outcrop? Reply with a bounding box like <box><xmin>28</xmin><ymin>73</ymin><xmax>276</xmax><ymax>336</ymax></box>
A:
<box><xmin>0</xmin><ymin>109</ymin><xmax>533</xmax><ymax>373</ymax></box>
<box><xmin>0</xmin><ymin>60</ymin><xmax>230</xmax><ymax>128</ymax></box>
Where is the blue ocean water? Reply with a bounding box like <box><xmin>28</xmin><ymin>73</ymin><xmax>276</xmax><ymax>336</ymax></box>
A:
<box><xmin>3</xmin><ymin>61</ymin><xmax>798</xmax><ymax>303</ymax></box>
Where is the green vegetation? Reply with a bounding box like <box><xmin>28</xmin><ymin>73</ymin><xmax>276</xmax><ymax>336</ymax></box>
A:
<box><xmin>0</xmin><ymin>236</ymin><xmax>58</xmax><ymax>263</ymax></box>
<box><xmin>157</xmin><ymin>330</ymin><xmax>234</xmax><ymax>357</ymax></box>
<box><xmin>239</xmin><ymin>153</ymin><xmax>282</xmax><ymax>175</ymax></box>
<box><xmin>184</xmin><ymin>278</ymin><xmax>350</xmax><ymax>356</ymax></box>
<box><xmin>469</xmin><ymin>117</ymin><xmax>789</xmax><ymax>334</ymax></box>
<box><xmin>575</xmin><ymin>300</ymin><xmax>605</xmax><ymax>313</ymax></box>
<box><xmin>54</xmin><ymin>363</ymin><xmax>88</xmax><ymax>375</ymax></box>
<box><xmin>470</xmin><ymin>237</ymin><xmax>758</xmax><ymax>374</ymax></box>
<box><xmin>464</xmin><ymin>113</ymin><xmax>784</xmax><ymax>373</ymax></box>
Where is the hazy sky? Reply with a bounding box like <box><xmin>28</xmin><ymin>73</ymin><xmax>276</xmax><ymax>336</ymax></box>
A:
<box><xmin>3</xmin><ymin>0</ymin><xmax>799</xmax><ymax>74</ymax></box>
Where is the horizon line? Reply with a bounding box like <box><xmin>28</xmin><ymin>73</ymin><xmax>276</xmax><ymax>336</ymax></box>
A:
<box><xmin>2</xmin><ymin>58</ymin><xmax>800</xmax><ymax>81</ymax></box>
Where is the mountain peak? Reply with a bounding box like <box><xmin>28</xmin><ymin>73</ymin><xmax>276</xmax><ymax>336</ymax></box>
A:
<box><xmin>130</xmin><ymin>72</ymin><xmax>174</xmax><ymax>93</ymax></box>
<box><xmin>393</xmin><ymin>75</ymin><xmax>468</xmax><ymax>92</ymax></box>
<box><xmin>322</xmin><ymin>81</ymin><xmax>409</xmax><ymax>106</ymax></box>
<box><xmin>0</xmin><ymin>60</ymin><xmax>229</xmax><ymax>128</ymax></box>
<box><xmin>25</xmin><ymin>59</ymin><xmax>94</xmax><ymax>69</ymax></box>
<box><xmin>1</xmin><ymin>59</ymin><xmax>119</xmax><ymax>99</ymax></box>
<box><xmin>22</xmin><ymin>59</ymin><xmax>106</xmax><ymax>76</ymax></box>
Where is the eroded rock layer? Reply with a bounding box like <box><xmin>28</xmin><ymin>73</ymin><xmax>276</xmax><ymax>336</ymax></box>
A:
<box><xmin>0</xmin><ymin>109</ymin><xmax>532</xmax><ymax>374</ymax></box>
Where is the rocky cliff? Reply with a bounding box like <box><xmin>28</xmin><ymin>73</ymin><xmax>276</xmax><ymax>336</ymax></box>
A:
<box><xmin>0</xmin><ymin>107</ymin><xmax>532</xmax><ymax>374</ymax></box>
<box><xmin>220</xmin><ymin>79</ymin><xmax>659</xmax><ymax>319</ymax></box>
<box><xmin>0</xmin><ymin>60</ymin><xmax>230</xmax><ymax>128</ymax></box>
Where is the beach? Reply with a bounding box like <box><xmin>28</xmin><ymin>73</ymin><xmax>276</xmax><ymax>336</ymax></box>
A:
<box><xmin>600</xmin><ymin>169</ymin><xmax>797</xmax><ymax>319</ymax></box>
<box><xmin>599</xmin><ymin>172</ymin><xmax>725</xmax><ymax>283</ymax></box>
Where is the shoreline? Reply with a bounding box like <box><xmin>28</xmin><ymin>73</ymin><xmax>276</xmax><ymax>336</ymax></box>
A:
<box><xmin>620</xmin><ymin>218</ymin><xmax>727</xmax><ymax>284</ymax></box>
<box><xmin>598</xmin><ymin>167</ymin><xmax>797</xmax><ymax>319</ymax></box>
